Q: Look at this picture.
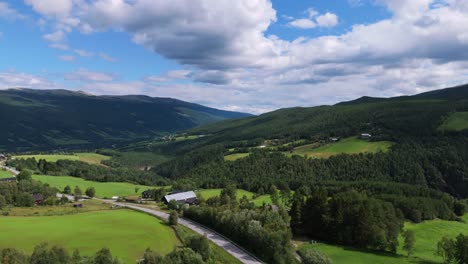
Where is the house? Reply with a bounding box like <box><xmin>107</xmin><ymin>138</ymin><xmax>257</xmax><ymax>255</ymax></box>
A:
<box><xmin>360</xmin><ymin>133</ymin><xmax>372</xmax><ymax>139</ymax></box>
<box><xmin>142</xmin><ymin>190</ymin><xmax>152</xmax><ymax>199</ymax></box>
<box><xmin>0</xmin><ymin>154</ymin><xmax>6</xmax><ymax>161</ymax></box>
<box><xmin>0</xmin><ymin>177</ymin><xmax>17</xmax><ymax>183</ymax></box>
<box><xmin>330</xmin><ymin>137</ymin><xmax>340</xmax><ymax>142</ymax></box>
<box><xmin>111</xmin><ymin>196</ymin><xmax>119</xmax><ymax>200</ymax></box>
<box><xmin>32</xmin><ymin>194</ymin><xmax>44</xmax><ymax>205</ymax></box>
<box><xmin>163</xmin><ymin>191</ymin><xmax>197</xmax><ymax>205</ymax></box>
<box><xmin>125</xmin><ymin>196</ymin><xmax>142</xmax><ymax>203</ymax></box>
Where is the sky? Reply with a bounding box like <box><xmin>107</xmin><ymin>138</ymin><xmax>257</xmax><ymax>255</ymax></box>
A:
<box><xmin>1</xmin><ymin>0</ymin><xmax>468</xmax><ymax>114</ymax></box>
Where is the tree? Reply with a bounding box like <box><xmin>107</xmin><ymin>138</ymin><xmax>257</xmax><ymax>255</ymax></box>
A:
<box><xmin>0</xmin><ymin>248</ymin><xmax>29</xmax><ymax>264</ymax></box>
<box><xmin>63</xmin><ymin>185</ymin><xmax>71</xmax><ymax>194</ymax></box>
<box><xmin>298</xmin><ymin>248</ymin><xmax>333</xmax><ymax>264</ymax></box>
<box><xmin>0</xmin><ymin>195</ymin><xmax>6</xmax><ymax>209</ymax></box>
<box><xmin>169</xmin><ymin>211</ymin><xmax>178</xmax><ymax>226</ymax></box>
<box><xmin>437</xmin><ymin>236</ymin><xmax>456</xmax><ymax>264</ymax></box>
<box><xmin>74</xmin><ymin>186</ymin><xmax>82</xmax><ymax>201</ymax></box>
<box><xmin>135</xmin><ymin>187</ymin><xmax>140</xmax><ymax>194</ymax></box>
<box><xmin>141</xmin><ymin>248</ymin><xmax>163</xmax><ymax>264</ymax></box>
<box><xmin>16</xmin><ymin>170</ymin><xmax>32</xmax><ymax>181</ymax></box>
<box><xmin>85</xmin><ymin>187</ymin><xmax>96</xmax><ymax>198</ymax></box>
<box><xmin>270</xmin><ymin>185</ymin><xmax>279</xmax><ymax>205</ymax></box>
<box><xmin>403</xmin><ymin>230</ymin><xmax>415</xmax><ymax>256</ymax></box>
<box><xmin>186</xmin><ymin>235</ymin><xmax>211</xmax><ymax>261</ymax></box>
<box><xmin>168</xmin><ymin>199</ymin><xmax>179</xmax><ymax>210</ymax></box>
<box><xmin>94</xmin><ymin>248</ymin><xmax>120</xmax><ymax>264</ymax></box>
<box><xmin>164</xmin><ymin>248</ymin><xmax>204</xmax><ymax>264</ymax></box>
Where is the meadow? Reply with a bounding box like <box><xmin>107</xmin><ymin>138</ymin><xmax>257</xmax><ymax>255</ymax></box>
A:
<box><xmin>197</xmin><ymin>188</ymin><xmax>273</xmax><ymax>206</ymax></box>
<box><xmin>14</xmin><ymin>153</ymin><xmax>110</xmax><ymax>165</ymax></box>
<box><xmin>0</xmin><ymin>169</ymin><xmax>13</xmax><ymax>179</ymax></box>
<box><xmin>32</xmin><ymin>175</ymin><xmax>156</xmax><ymax>198</ymax></box>
<box><xmin>299</xmin><ymin>214</ymin><xmax>468</xmax><ymax>264</ymax></box>
<box><xmin>224</xmin><ymin>152</ymin><xmax>250</xmax><ymax>161</ymax></box>
<box><xmin>438</xmin><ymin>111</ymin><xmax>468</xmax><ymax>131</ymax></box>
<box><xmin>0</xmin><ymin>210</ymin><xmax>180</xmax><ymax>263</ymax></box>
<box><xmin>291</xmin><ymin>137</ymin><xmax>393</xmax><ymax>158</ymax></box>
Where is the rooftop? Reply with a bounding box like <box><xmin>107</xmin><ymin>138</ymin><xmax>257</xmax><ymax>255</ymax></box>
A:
<box><xmin>164</xmin><ymin>191</ymin><xmax>197</xmax><ymax>202</ymax></box>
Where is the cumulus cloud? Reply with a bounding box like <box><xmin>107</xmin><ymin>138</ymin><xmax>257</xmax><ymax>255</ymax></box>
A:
<box><xmin>24</xmin><ymin>0</ymin><xmax>72</xmax><ymax>18</ymax></box>
<box><xmin>288</xmin><ymin>8</ymin><xmax>339</xmax><ymax>29</ymax></box>
<box><xmin>74</xmin><ymin>49</ymin><xmax>93</xmax><ymax>57</ymax></box>
<box><xmin>16</xmin><ymin>0</ymin><xmax>468</xmax><ymax>113</ymax></box>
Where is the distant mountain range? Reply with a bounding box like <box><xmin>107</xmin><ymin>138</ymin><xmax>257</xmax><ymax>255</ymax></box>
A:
<box><xmin>0</xmin><ymin>88</ymin><xmax>251</xmax><ymax>151</ymax></box>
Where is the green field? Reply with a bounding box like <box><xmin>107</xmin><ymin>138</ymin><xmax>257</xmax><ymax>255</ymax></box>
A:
<box><xmin>197</xmin><ymin>189</ymin><xmax>274</xmax><ymax>206</ymax></box>
<box><xmin>224</xmin><ymin>153</ymin><xmax>250</xmax><ymax>161</ymax></box>
<box><xmin>299</xmin><ymin>214</ymin><xmax>468</xmax><ymax>264</ymax></box>
<box><xmin>106</xmin><ymin>151</ymin><xmax>170</xmax><ymax>168</ymax></box>
<box><xmin>291</xmin><ymin>137</ymin><xmax>393</xmax><ymax>158</ymax></box>
<box><xmin>32</xmin><ymin>175</ymin><xmax>156</xmax><ymax>198</ymax></box>
<box><xmin>0</xmin><ymin>210</ymin><xmax>180</xmax><ymax>263</ymax></box>
<box><xmin>14</xmin><ymin>153</ymin><xmax>110</xmax><ymax>165</ymax></box>
<box><xmin>439</xmin><ymin>112</ymin><xmax>468</xmax><ymax>131</ymax></box>
<box><xmin>0</xmin><ymin>169</ymin><xmax>13</xmax><ymax>179</ymax></box>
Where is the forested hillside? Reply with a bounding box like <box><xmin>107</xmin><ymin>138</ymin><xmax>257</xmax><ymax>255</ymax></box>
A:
<box><xmin>0</xmin><ymin>89</ymin><xmax>250</xmax><ymax>151</ymax></box>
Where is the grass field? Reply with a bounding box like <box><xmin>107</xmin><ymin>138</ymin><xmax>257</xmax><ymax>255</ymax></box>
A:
<box><xmin>224</xmin><ymin>153</ymin><xmax>250</xmax><ymax>161</ymax></box>
<box><xmin>439</xmin><ymin>112</ymin><xmax>468</xmax><ymax>131</ymax></box>
<box><xmin>197</xmin><ymin>189</ymin><xmax>274</xmax><ymax>206</ymax></box>
<box><xmin>107</xmin><ymin>151</ymin><xmax>170</xmax><ymax>168</ymax></box>
<box><xmin>14</xmin><ymin>153</ymin><xmax>110</xmax><ymax>165</ymax></box>
<box><xmin>298</xmin><ymin>214</ymin><xmax>468</xmax><ymax>264</ymax></box>
<box><xmin>291</xmin><ymin>137</ymin><xmax>393</xmax><ymax>158</ymax></box>
<box><xmin>2</xmin><ymin>199</ymin><xmax>112</xmax><ymax>217</ymax></box>
<box><xmin>32</xmin><ymin>175</ymin><xmax>156</xmax><ymax>198</ymax></box>
<box><xmin>0</xmin><ymin>210</ymin><xmax>180</xmax><ymax>263</ymax></box>
<box><xmin>0</xmin><ymin>169</ymin><xmax>13</xmax><ymax>179</ymax></box>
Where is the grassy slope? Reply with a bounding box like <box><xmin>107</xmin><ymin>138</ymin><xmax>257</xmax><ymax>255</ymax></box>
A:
<box><xmin>439</xmin><ymin>112</ymin><xmax>468</xmax><ymax>131</ymax></box>
<box><xmin>14</xmin><ymin>153</ymin><xmax>110</xmax><ymax>165</ymax></box>
<box><xmin>299</xmin><ymin>214</ymin><xmax>468</xmax><ymax>264</ymax></box>
<box><xmin>224</xmin><ymin>153</ymin><xmax>250</xmax><ymax>161</ymax></box>
<box><xmin>0</xmin><ymin>169</ymin><xmax>13</xmax><ymax>179</ymax></box>
<box><xmin>0</xmin><ymin>210</ymin><xmax>180</xmax><ymax>263</ymax></box>
<box><xmin>291</xmin><ymin>137</ymin><xmax>392</xmax><ymax>158</ymax></box>
<box><xmin>108</xmin><ymin>151</ymin><xmax>170</xmax><ymax>168</ymax></box>
<box><xmin>32</xmin><ymin>175</ymin><xmax>156</xmax><ymax>198</ymax></box>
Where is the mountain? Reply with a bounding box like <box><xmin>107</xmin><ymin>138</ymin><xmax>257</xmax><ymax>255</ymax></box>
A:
<box><xmin>188</xmin><ymin>84</ymin><xmax>468</xmax><ymax>145</ymax></box>
<box><xmin>0</xmin><ymin>88</ymin><xmax>251</xmax><ymax>151</ymax></box>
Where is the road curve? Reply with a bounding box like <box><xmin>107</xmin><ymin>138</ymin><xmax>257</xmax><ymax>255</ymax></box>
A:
<box><xmin>103</xmin><ymin>200</ymin><xmax>263</xmax><ymax>264</ymax></box>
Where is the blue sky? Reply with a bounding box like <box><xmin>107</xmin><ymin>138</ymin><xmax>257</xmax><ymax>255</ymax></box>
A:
<box><xmin>1</xmin><ymin>0</ymin><xmax>468</xmax><ymax>113</ymax></box>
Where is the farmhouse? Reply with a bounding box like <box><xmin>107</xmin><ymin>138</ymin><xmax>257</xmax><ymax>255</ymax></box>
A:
<box><xmin>32</xmin><ymin>194</ymin><xmax>44</xmax><ymax>205</ymax></box>
<box><xmin>0</xmin><ymin>177</ymin><xmax>17</xmax><ymax>183</ymax></box>
<box><xmin>163</xmin><ymin>191</ymin><xmax>197</xmax><ymax>205</ymax></box>
<box><xmin>0</xmin><ymin>154</ymin><xmax>6</xmax><ymax>161</ymax></box>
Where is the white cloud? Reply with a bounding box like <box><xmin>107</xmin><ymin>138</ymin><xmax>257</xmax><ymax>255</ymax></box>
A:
<box><xmin>316</xmin><ymin>13</ymin><xmax>339</xmax><ymax>27</ymax></box>
<box><xmin>17</xmin><ymin>0</ymin><xmax>468</xmax><ymax>113</ymax></box>
<box><xmin>99</xmin><ymin>52</ymin><xmax>118</xmax><ymax>62</ymax></box>
<box><xmin>65</xmin><ymin>69</ymin><xmax>114</xmax><ymax>82</ymax></box>
<box><xmin>289</xmin><ymin>8</ymin><xmax>338</xmax><ymax>29</ymax></box>
<box><xmin>74</xmin><ymin>49</ymin><xmax>93</xmax><ymax>57</ymax></box>
<box><xmin>49</xmin><ymin>43</ymin><xmax>69</xmax><ymax>50</ymax></box>
<box><xmin>58</xmin><ymin>55</ymin><xmax>75</xmax><ymax>62</ymax></box>
<box><xmin>0</xmin><ymin>2</ymin><xmax>26</xmax><ymax>20</ymax></box>
<box><xmin>24</xmin><ymin>0</ymin><xmax>72</xmax><ymax>18</ymax></box>
<box><xmin>43</xmin><ymin>30</ymin><xmax>65</xmax><ymax>42</ymax></box>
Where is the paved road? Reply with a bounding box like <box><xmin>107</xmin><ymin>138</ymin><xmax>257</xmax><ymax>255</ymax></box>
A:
<box><xmin>0</xmin><ymin>165</ymin><xmax>19</xmax><ymax>176</ymax></box>
<box><xmin>101</xmin><ymin>200</ymin><xmax>262</xmax><ymax>264</ymax></box>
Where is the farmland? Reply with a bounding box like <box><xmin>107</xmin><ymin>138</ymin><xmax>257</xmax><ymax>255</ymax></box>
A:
<box><xmin>438</xmin><ymin>111</ymin><xmax>468</xmax><ymax>131</ymax></box>
<box><xmin>290</xmin><ymin>137</ymin><xmax>392</xmax><ymax>158</ymax></box>
<box><xmin>0</xmin><ymin>209</ymin><xmax>180</xmax><ymax>263</ymax></box>
<box><xmin>197</xmin><ymin>188</ymin><xmax>273</xmax><ymax>206</ymax></box>
<box><xmin>13</xmin><ymin>153</ymin><xmax>110</xmax><ymax>165</ymax></box>
<box><xmin>32</xmin><ymin>175</ymin><xmax>157</xmax><ymax>198</ymax></box>
<box><xmin>299</xmin><ymin>213</ymin><xmax>468</xmax><ymax>264</ymax></box>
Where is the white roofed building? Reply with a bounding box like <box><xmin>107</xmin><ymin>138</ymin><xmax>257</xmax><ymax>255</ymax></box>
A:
<box><xmin>163</xmin><ymin>191</ymin><xmax>197</xmax><ymax>205</ymax></box>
